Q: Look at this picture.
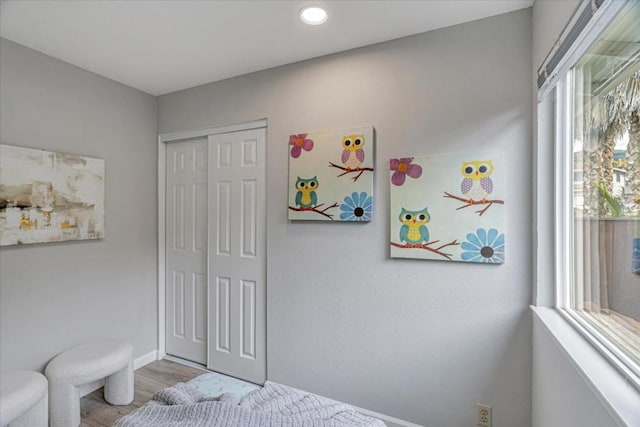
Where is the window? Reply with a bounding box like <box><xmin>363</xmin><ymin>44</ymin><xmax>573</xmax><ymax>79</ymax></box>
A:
<box><xmin>556</xmin><ymin>1</ymin><xmax>640</xmax><ymax>379</ymax></box>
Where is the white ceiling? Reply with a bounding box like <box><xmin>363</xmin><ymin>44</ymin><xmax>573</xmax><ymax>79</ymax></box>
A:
<box><xmin>0</xmin><ymin>0</ymin><xmax>533</xmax><ymax>96</ymax></box>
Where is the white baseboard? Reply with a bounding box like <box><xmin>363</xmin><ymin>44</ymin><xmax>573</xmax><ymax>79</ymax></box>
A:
<box><xmin>78</xmin><ymin>350</ymin><xmax>160</xmax><ymax>398</ymax></box>
<box><xmin>266</xmin><ymin>381</ymin><xmax>423</xmax><ymax>427</ymax></box>
<box><xmin>134</xmin><ymin>350</ymin><xmax>160</xmax><ymax>370</ymax></box>
<box><xmin>356</xmin><ymin>406</ymin><xmax>424</xmax><ymax>427</ymax></box>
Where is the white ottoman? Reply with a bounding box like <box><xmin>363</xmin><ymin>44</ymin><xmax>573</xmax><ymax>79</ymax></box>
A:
<box><xmin>0</xmin><ymin>371</ymin><xmax>48</xmax><ymax>427</ymax></box>
<box><xmin>45</xmin><ymin>340</ymin><xmax>133</xmax><ymax>427</ymax></box>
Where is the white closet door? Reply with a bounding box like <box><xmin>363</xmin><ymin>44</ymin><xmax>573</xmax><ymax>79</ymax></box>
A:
<box><xmin>208</xmin><ymin>128</ymin><xmax>266</xmax><ymax>384</ymax></box>
<box><xmin>165</xmin><ymin>138</ymin><xmax>207</xmax><ymax>364</ymax></box>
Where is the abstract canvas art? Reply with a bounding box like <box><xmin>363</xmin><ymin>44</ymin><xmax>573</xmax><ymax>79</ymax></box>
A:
<box><xmin>0</xmin><ymin>144</ymin><xmax>105</xmax><ymax>246</ymax></box>
<box><xmin>288</xmin><ymin>127</ymin><xmax>374</xmax><ymax>221</ymax></box>
<box><xmin>389</xmin><ymin>152</ymin><xmax>505</xmax><ymax>263</ymax></box>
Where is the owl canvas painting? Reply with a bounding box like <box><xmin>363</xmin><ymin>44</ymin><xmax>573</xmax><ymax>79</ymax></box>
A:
<box><xmin>288</xmin><ymin>127</ymin><xmax>374</xmax><ymax>221</ymax></box>
<box><xmin>389</xmin><ymin>152</ymin><xmax>505</xmax><ymax>263</ymax></box>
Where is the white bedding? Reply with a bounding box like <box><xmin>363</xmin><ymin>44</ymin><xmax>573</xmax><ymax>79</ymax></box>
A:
<box><xmin>115</xmin><ymin>381</ymin><xmax>386</xmax><ymax>427</ymax></box>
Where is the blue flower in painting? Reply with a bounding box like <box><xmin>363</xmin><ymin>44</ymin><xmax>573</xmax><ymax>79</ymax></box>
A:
<box><xmin>460</xmin><ymin>228</ymin><xmax>504</xmax><ymax>263</ymax></box>
<box><xmin>340</xmin><ymin>192</ymin><xmax>372</xmax><ymax>221</ymax></box>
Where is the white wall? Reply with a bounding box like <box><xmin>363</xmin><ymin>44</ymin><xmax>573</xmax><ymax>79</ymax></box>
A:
<box><xmin>531</xmin><ymin>1</ymin><xmax>630</xmax><ymax>426</ymax></box>
<box><xmin>532</xmin><ymin>0</ymin><xmax>581</xmax><ymax>72</ymax></box>
<box><xmin>532</xmin><ymin>314</ymin><xmax>621</xmax><ymax>427</ymax></box>
<box><xmin>159</xmin><ymin>10</ymin><xmax>532</xmax><ymax>426</ymax></box>
<box><xmin>0</xmin><ymin>39</ymin><xmax>159</xmax><ymax>372</ymax></box>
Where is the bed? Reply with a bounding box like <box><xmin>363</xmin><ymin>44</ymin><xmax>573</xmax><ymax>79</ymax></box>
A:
<box><xmin>115</xmin><ymin>380</ymin><xmax>386</xmax><ymax>426</ymax></box>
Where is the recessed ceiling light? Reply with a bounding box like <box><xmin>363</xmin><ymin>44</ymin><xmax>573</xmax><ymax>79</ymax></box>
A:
<box><xmin>299</xmin><ymin>6</ymin><xmax>328</xmax><ymax>26</ymax></box>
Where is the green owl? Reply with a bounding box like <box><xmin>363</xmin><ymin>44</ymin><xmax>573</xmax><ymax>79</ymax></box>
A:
<box><xmin>294</xmin><ymin>176</ymin><xmax>318</xmax><ymax>209</ymax></box>
<box><xmin>399</xmin><ymin>207</ymin><xmax>430</xmax><ymax>246</ymax></box>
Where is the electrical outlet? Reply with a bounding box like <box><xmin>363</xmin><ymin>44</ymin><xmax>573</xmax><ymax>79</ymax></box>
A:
<box><xmin>477</xmin><ymin>403</ymin><xmax>492</xmax><ymax>427</ymax></box>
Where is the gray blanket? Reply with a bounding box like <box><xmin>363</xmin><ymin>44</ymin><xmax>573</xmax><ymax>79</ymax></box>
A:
<box><xmin>114</xmin><ymin>381</ymin><xmax>386</xmax><ymax>426</ymax></box>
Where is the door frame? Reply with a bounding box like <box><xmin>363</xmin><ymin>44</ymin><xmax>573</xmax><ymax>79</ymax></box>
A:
<box><xmin>157</xmin><ymin>118</ymin><xmax>267</xmax><ymax>359</ymax></box>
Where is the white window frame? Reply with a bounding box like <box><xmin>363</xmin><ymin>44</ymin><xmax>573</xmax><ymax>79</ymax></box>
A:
<box><xmin>554</xmin><ymin>71</ymin><xmax>640</xmax><ymax>388</ymax></box>
<box><xmin>549</xmin><ymin>1</ymin><xmax>640</xmax><ymax>388</ymax></box>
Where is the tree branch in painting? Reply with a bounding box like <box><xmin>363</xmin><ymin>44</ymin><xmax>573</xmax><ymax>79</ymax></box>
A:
<box><xmin>328</xmin><ymin>162</ymin><xmax>374</xmax><ymax>182</ymax></box>
<box><xmin>288</xmin><ymin>202</ymin><xmax>339</xmax><ymax>220</ymax></box>
<box><xmin>443</xmin><ymin>192</ymin><xmax>504</xmax><ymax>217</ymax></box>
<box><xmin>390</xmin><ymin>240</ymin><xmax>460</xmax><ymax>261</ymax></box>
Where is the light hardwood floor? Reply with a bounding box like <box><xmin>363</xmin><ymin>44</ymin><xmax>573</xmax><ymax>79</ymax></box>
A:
<box><xmin>80</xmin><ymin>359</ymin><xmax>205</xmax><ymax>426</ymax></box>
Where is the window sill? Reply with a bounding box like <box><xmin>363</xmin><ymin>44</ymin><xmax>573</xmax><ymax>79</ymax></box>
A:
<box><xmin>532</xmin><ymin>306</ymin><xmax>640</xmax><ymax>426</ymax></box>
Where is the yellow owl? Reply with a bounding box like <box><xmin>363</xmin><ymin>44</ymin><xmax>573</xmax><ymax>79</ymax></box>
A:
<box><xmin>460</xmin><ymin>160</ymin><xmax>494</xmax><ymax>202</ymax></box>
<box><xmin>341</xmin><ymin>134</ymin><xmax>365</xmax><ymax>171</ymax></box>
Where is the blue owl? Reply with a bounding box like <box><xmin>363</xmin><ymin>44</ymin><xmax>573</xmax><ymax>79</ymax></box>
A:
<box><xmin>294</xmin><ymin>176</ymin><xmax>318</xmax><ymax>209</ymax></box>
<box><xmin>399</xmin><ymin>207</ymin><xmax>430</xmax><ymax>246</ymax></box>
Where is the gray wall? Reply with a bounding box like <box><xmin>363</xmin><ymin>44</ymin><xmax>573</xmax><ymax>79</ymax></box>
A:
<box><xmin>532</xmin><ymin>0</ymin><xmax>581</xmax><ymax>72</ymax></box>
<box><xmin>0</xmin><ymin>39</ymin><xmax>158</xmax><ymax>372</ymax></box>
<box><xmin>159</xmin><ymin>10</ymin><xmax>532</xmax><ymax>426</ymax></box>
<box><xmin>531</xmin><ymin>1</ymin><xmax>624</xmax><ymax>426</ymax></box>
<box><xmin>531</xmin><ymin>315</ymin><xmax>619</xmax><ymax>427</ymax></box>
